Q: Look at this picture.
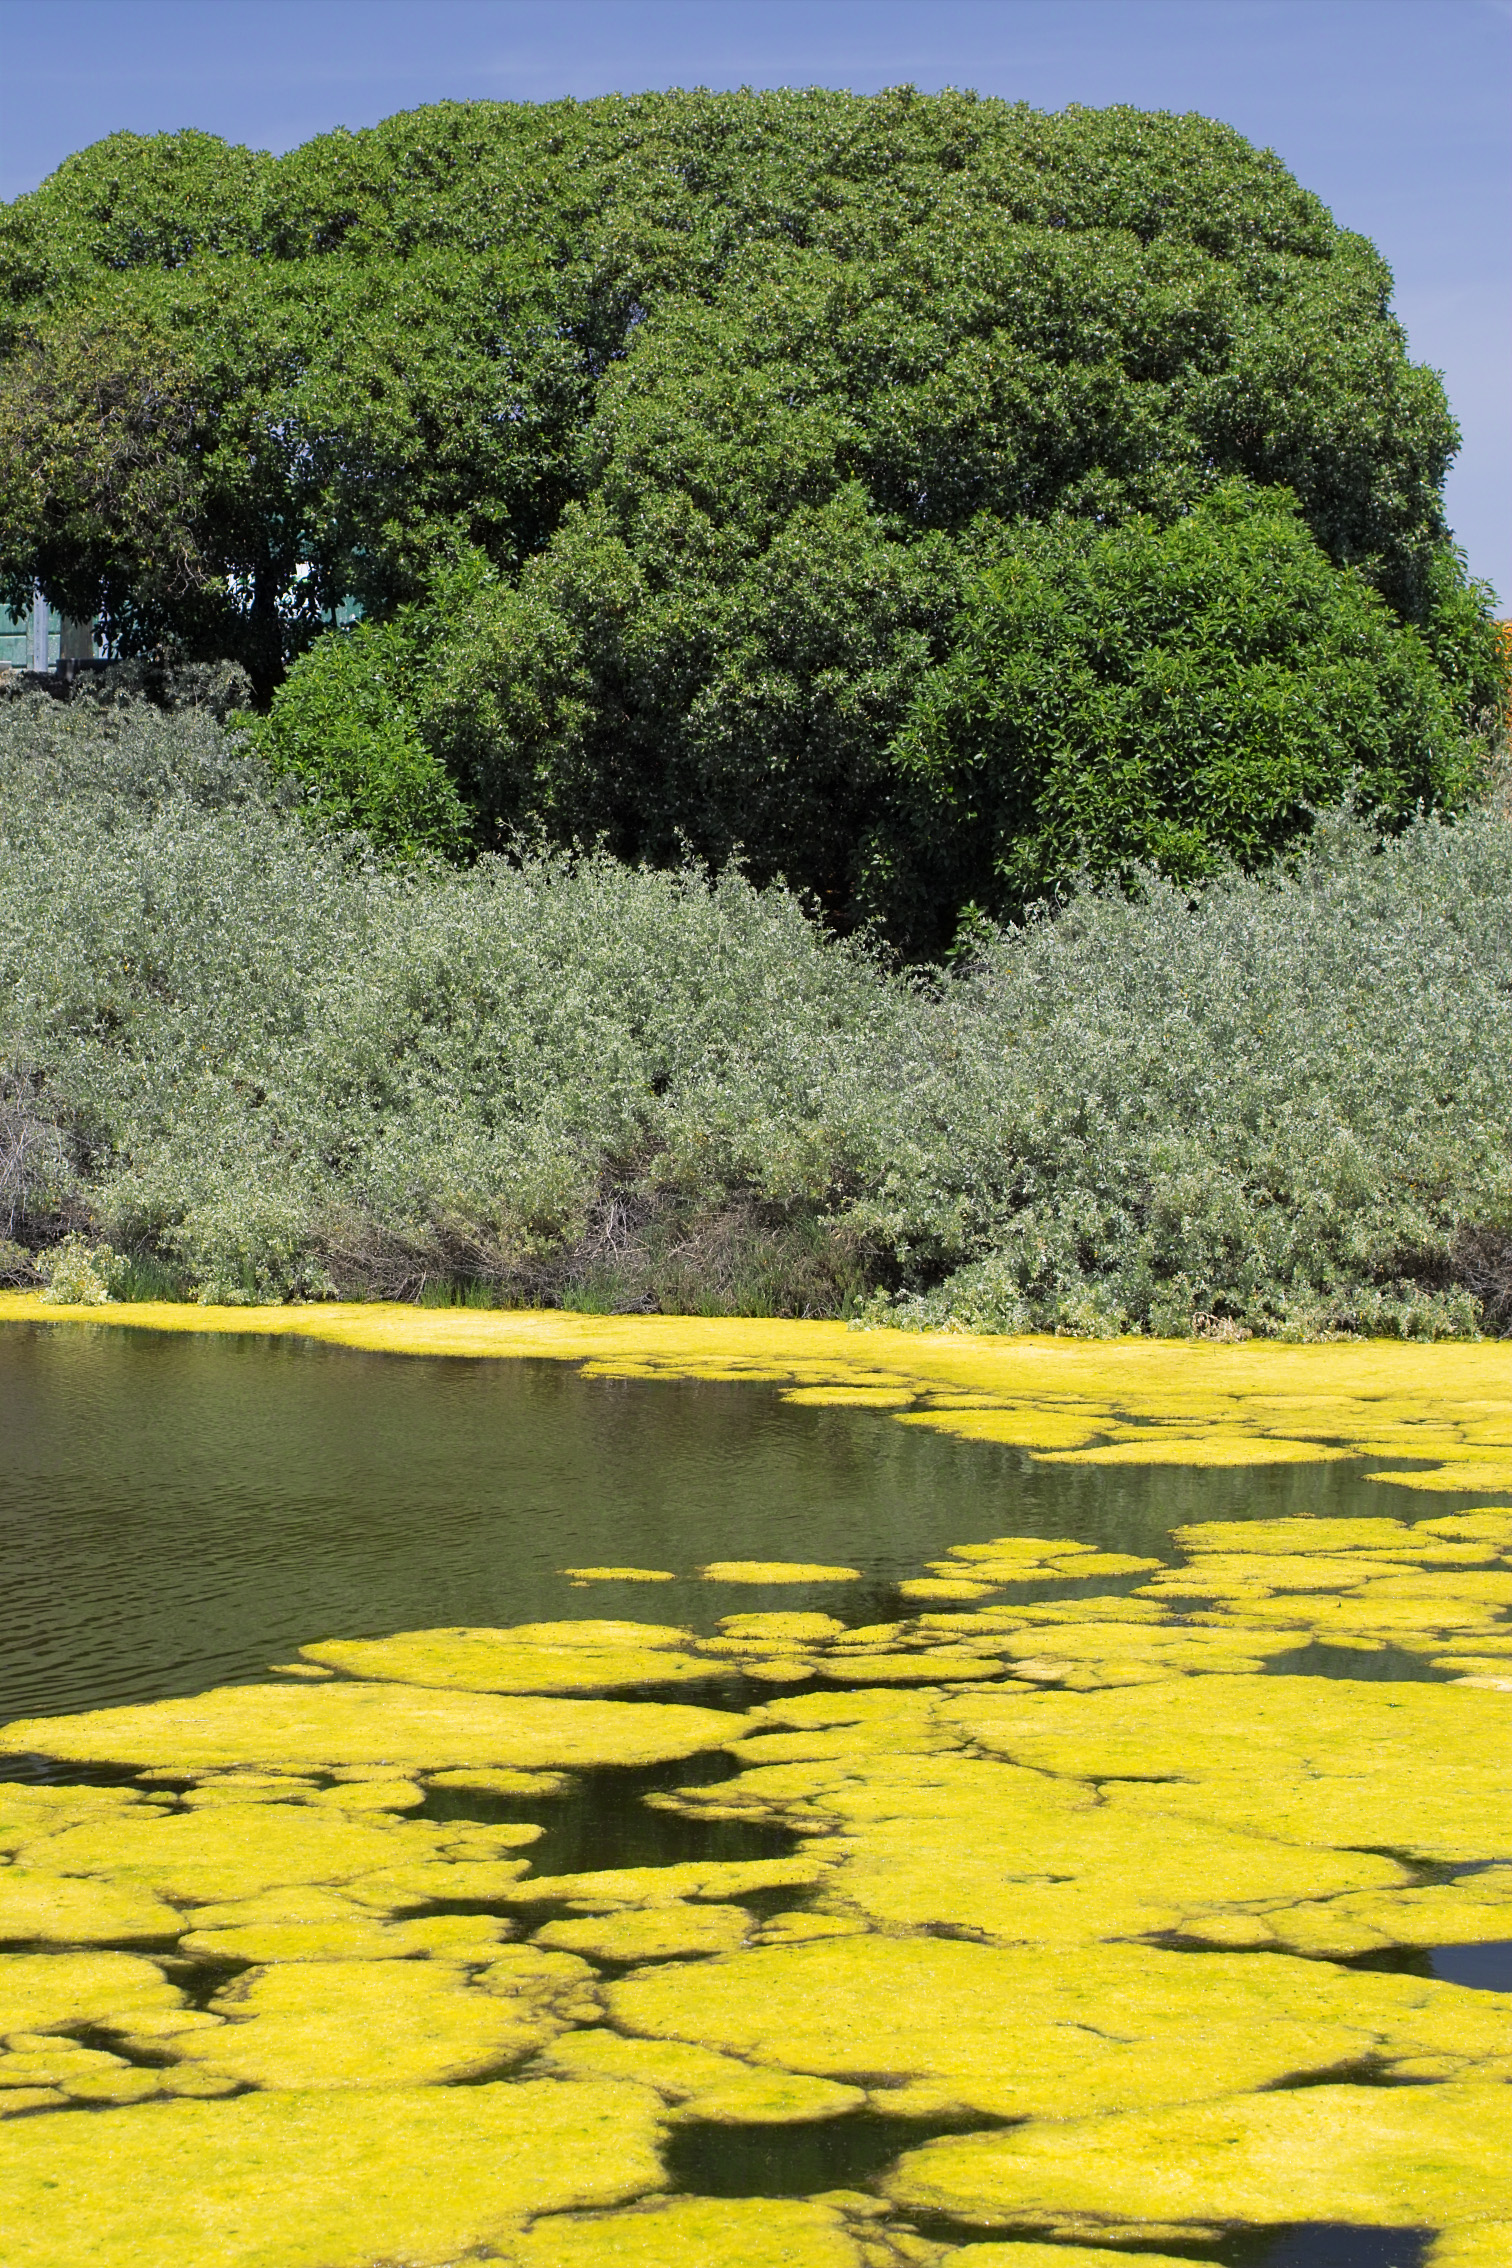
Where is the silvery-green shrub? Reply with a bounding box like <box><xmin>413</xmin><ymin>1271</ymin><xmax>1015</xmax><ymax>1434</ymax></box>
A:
<box><xmin>38</xmin><ymin>1232</ymin><xmax>121</xmax><ymax>1305</ymax></box>
<box><xmin>1</xmin><ymin>688</ymin><xmax>1508</xmax><ymax>1335</ymax></box>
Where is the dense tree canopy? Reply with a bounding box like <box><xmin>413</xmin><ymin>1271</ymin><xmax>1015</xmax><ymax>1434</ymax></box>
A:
<box><xmin>2</xmin><ymin>91</ymin><xmax>1504</xmax><ymax>944</ymax></box>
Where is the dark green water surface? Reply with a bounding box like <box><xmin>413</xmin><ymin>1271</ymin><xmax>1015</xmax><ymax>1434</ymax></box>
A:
<box><xmin>0</xmin><ymin>1317</ymin><xmax>1459</xmax><ymax>1723</ymax></box>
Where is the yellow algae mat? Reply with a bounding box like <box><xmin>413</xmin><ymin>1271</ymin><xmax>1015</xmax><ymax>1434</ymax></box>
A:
<box><xmin>0</xmin><ymin>1304</ymin><xmax>1509</xmax><ymax>2264</ymax></box>
<box><xmin>3</xmin><ymin>1292</ymin><xmax>1511</xmax><ymax>1487</ymax></box>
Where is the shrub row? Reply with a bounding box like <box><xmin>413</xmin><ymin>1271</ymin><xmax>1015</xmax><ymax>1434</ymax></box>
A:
<box><xmin>2</xmin><ymin>682</ymin><xmax>1508</xmax><ymax>1336</ymax></box>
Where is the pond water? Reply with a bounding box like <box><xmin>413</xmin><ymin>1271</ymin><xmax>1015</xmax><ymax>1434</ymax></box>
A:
<box><xmin>0</xmin><ymin>1319</ymin><xmax>1506</xmax><ymax>2268</ymax></box>
<box><xmin>0</xmin><ymin>1319</ymin><xmax>1458</xmax><ymax>1722</ymax></box>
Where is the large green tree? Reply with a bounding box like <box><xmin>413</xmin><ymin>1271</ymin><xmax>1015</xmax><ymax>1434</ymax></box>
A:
<box><xmin>1</xmin><ymin>93</ymin><xmax>1503</xmax><ymax>935</ymax></box>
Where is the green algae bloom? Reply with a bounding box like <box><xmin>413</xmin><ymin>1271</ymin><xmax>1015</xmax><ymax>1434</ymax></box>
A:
<box><xmin>427</xmin><ymin>1766</ymin><xmax>572</xmax><ymax>1795</ymax></box>
<box><xmin>301</xmin><ymin>1621</ymin><xmax>716</xmax><ymax>1692</ymax></box>
<box><xmin>945</xmin><ymin>2251</ymin><xmax>1214</xmax><ymax>2268</ymax></box>
<box><xmin>534</xmin><ymin>1905</ymin><xmax>753</xmax><ymax>1962</ymax></box>
<box><xmin>1428</xmin><ymin>2228</ymin><xmax>1512</xmax><ymax>2268</ymax></box>
<box><xmin>498</xmin><ymin>1856</ymin><xmax>830</xmax><ymax>1910</ymax></box>
<box><xmin>813</xmin><ymin>1651</ymin><xmax>1001</xmax><ymax>1684</ymax></box>
<box><xmin>883</xmin><ymin>2081</ymin><xmax>1512</xmax><ymax>2237</ymax></box>
<box><xmin>606</xmin><ymin>1934</ymin><xmax>1509</xmax><ymax>2122</ymax></box>
<box><xmin>5</xmin><ymin>1790</ymin><xmax>506</xmax><ymax>1906</ymax></box>
<box><xmin>175</xmin><ymin>1911</ymin><xmax>517</xmax><ymax>1964</ymax></box>
<box><xmin>0</xmin><ymin>1871</ymin><xmax>180</xmax><ymax>1945</ymax></box>
<box><xmin>896</xmin><ymin>1577</ymin><xmax>1000</xmax><ymax>1601</ymax></box>
<box><xmin>949</xmin><ymin>1552</ymin><xmax>1162</xmax><ymax>1581</ymax></box>
<box><xmin>163</xmin><ymin>1947</ymin><xmax>602</xmax><ymax>2090</ymax></box>
<box><xmin>539</xmin><ymin>2029</ymin><xmax>866</xmax><ymax>2126</ymax></box>
<box><xmin>562</xmin><ymin>1566</ymin><xmax>678</xmax><ymax>1582</ymax></box>
<box><xmin>0</xmin><ymin>1321</ymin><xmax>1507</xmax><ymax>2258</ymax></box>
<box><xmin>506</xmin><ymin>2194</ymin><xmax>867</xmax><ymax>2268</ymax></box>
<box><xmin>945</xmin><ymin>1675</ymin><xmax>1510</xmax><ymax>1863</ymax></box>
<box><xmin>0</xmin><ymin>1679</ymin><xmax>738</xmax><ymax>1775</ymax></box>
<box><xmin>0</xmin><ymin>2081</ymin><xmax>668</xmax><ymax>2268</ymax></box>
<box><xmin>700</xmin><ymin>1563</ymin><xmax>863</xmax><ymax>1584</ymax></box>
<box><xmin>715</xmin><ymin>1614</ymin><xmax>848</xmax><ymax>1643</ymax></box>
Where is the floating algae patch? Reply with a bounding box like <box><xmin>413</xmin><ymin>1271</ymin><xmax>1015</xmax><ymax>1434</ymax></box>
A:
<box><xmin>0</xmin><ymin>1870</ymin><xmax>180</xmax><ymax>1944</ymax></box>
<box><xmin>0</xmin><ymin>1680</ymin><xmax>740</xmax><ymax>1776</ymax></box>
<box><xmin>938</xmin><ymin>2249</ymin><xmax>1224</xmax><ymax>2268</ymax></box>
<box><xmin>539</xmin><ymin>2028</ymin><xmax>866</xmax><ymax>2125</ymax></box>
<box><xmin>533</xmin><ymin>1904</ymin><xmax>754</xmax><ymax>1962</ymax></box>
<box><xmin>698</xmin><ymin>1613</ymin><xmax>849</xmax><ymax>1683</ymax></box>
<box><xmin>604</xmin><ymin>1936</ymin><xmax>1511</xmax><ymax>2123</ymax></box>
<box><xmin>1142</xmin><ymin>1519</ymin><xmax>1512</xmax><ymax>1665</ymax></box>
<box><xmin>299</xmin><ymin>1622</ymin><xmax>716</xmax><ymax>1692</ymax></box>
<box><xmin>1143</xmin><ymin>1555</ymin><xmax>1428</xmax><ymax>1594</ymax></box>
<box><xmin>562</xmin><ymin>1568</ymin><xmax>678</xmax><ymax>1583</ymax></box>
<box><xmin>882</xmin><ymin>2082</ymin><xmax>1512</xmax><ymax>2238</ymax></box>
<box><xmin>814</xmin><ymin>1652</ymin><xmax>1003</xmax><ymax>1685</ymax></box>
<box><xmin>711</xmin><ymin>1615</ymin><xmax>849</xmax><ymax>1645</ymax></box>
<box><xmin>781</xmin><ymin>1387</ymin><xmax>918</xmax><ymax>1408</ymax></box>
<box><xmin>701</xmin><ymin>1564</ymin><xmax>863</xmax><ymax>1585</ymax></box>
<box><xmin>940</xmin><ymin>2251</ymin><xmax>1216</xmax><ymax>2268</ymax></box>
<box><xmin>944</xmin><ymin>1677</ymin><xmax>1511</xmax><ymax>1864</ymax></box>
<box><xmin>0</xmin><ymin>1782</ymin><xmax>155</xmax><ymax>1840</ymax></box>
<box><xmin>935</xmin><ymin>1552</ymin><xmax>1163</xmax><ymax>1582</ymax></box>
<box><xmin>304</xmin><ymin>1775</ymin><xmax>426</xmax><ymax>1810</ymax></box>
<box><xmin>427</xmin><ymin>1767</ymin><xmax>573</xmax><ymax>1797</ymax></box>
<box><xmin>941</xmin><ymin>1620</ymin><xmax>1297</xmax><ymax>1685</ymax></box>
<box><xmin>0</xmin><ymin>2033</ymin><xmax>234</xmax><ymax>2109</ymax></box>
<box><xmin>498</xmin><ymin>1856</ymin><xmax>830</xmax><ymax>1911</ymax></box>
<box><xmin>160</xmin><ymin>1946</ymin><xmax>602</xmax><ymax>2090</ymax></box>
<box><xmin>1209</xmin><ymin>1595</ymin><xmax>1508</xmax><ymax>1649</ymax></box>
<box><xmin>1423</xmin><ymin>1513</ymin><xmax>1512</xmax><ymax>1543</ymax></box>
<box><xmin>175</xmin><ymin>1911</ymin><xmax>518</xmax><ymax>1964</ymax></box>
<box><xmin>0</xmin><ymin>2079</ymin><xmax>667</xmax><ymax>2268</ymax></box>
<box><xmin>921</xmin><ymin>1596</ymin><xmax>1173</xmax><ymax>1631</ymax></box>
<box><xmin>692</xmin><ymin>1692</ymin><xmax>1417</xmax><ymax>1947</ymax></box>
<box><xmin>504</xmin><ymin>2194</ymin><xmax>867</xmax><ymax>2268</ymax></box>
<box><xmin>1428</xmin><ymin>2226</ymin><xmax>1512</xmax><ymax>2267</ymax></box>
<box><xmin>944</xmin><ymin>1540</ymin><xmax>1105</xmax><ymax>1564</ymax></box>
<box><xmin>3</xmin><ymin>1790</ymin><xmax>511</xmax><ymax>1906</ymax></box>
<box><xmin>0</xmin><ymin>2037</ymin><xmax>164</xmax><ymax>2112</ymax></box>
<box><xmin>791</xmin><ymin>1763</ymin><xmax>1413</xmax><ymax>1948</ymax></box>
<box><xmin>1044</xmin><ymin>1436</ymin><xmax>1359</xmax><ymax>1467</ymax></box>
<box><xmin>636</xmin><ymin>2070</ymin><xmax>867</xmax><ymax>2128</ymax></box>
<box><xmin>1370</xmin><ymin>1463</ymin><xmax>1512</xmax><ymax>1492</ymax></box>
<box><xmin>0</xmin><ymin>1949</ymin><xmax>185</xmax><ymax>2036</ymax></box>
<box><xmin>539</xmin><ymin>2029</ymin><xmax>773</xmax><ymax>2096</ymax></box>
<box><xmin>1174</xmin><ymin>1520</ymin><xmax>1479</xmax><ymax>1556</ymax></box>
<box><xmin>896</xmin><ymin>1578</ymin><xmax>1000</xmax><ymax>1602</ymax></box>
<box><xmin>1185</xmin><ymin>1872</ymin><xmax>1512</xmax><ymax>1962</ymax></box>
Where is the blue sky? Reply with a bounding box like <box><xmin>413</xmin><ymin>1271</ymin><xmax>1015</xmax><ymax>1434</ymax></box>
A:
<box><xmin>2</xmin><ymin>0</ymin><xmax>1508</xmax><ymax>601</ymax></box>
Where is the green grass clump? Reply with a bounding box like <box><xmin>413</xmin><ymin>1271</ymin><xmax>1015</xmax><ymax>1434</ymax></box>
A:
<box><xmin>1</xmin><ymin>686</ymin><xmax>1508</xmax><ymax>1337</ymax></box>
